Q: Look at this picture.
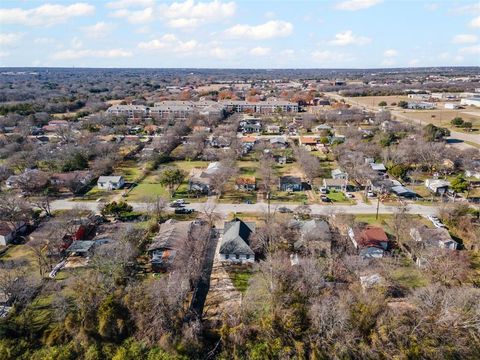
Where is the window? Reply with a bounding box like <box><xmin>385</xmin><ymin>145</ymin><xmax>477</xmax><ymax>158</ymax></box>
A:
<box><xmin>246</xmin><ymin>255</ymin><xmax>250</xmax><ymax>259</ymax></box>
<box><xmin>236</xmin><ymin>254</ymin><xmax>239</xmax><ymax>259</ymax></box>
<box><xmin>225</xmin><ymin>254</ymin><xmax>229</xmax><ymax>259</ymax></box>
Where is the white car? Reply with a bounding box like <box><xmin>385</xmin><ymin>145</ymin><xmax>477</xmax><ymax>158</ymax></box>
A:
<box><xmin>345</xmin><ymin>192</ymin><xmax>355</xmax><ymax>199</ymax></box>
<box><xmin>427</xmin><ymin>215</ymin><xmax>446</xmax><ymax>228</ymax></box>
<box><xmin>367</xmin><ymin>191</ymin><xmax>376</xmax><ymax>198</ymax></box>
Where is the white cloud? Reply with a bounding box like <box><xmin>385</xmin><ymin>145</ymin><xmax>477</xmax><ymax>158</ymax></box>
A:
<box><xmin>459</xmin><ymin>45</ymin><xmax>480</xmax><ymax>55</ymax></box>
<box><xmin>71</xmin><ymin>37</ymin><xmax>83</xmax><ymax>49</ymax></box>
<box><xmin>335</xmin><ymin>0</ymin><xmax>382</xmax><ymax>11</ymax></box>
<box><xmin>452</xmin><ymin>34</ymin><xmax>478</xmax><ymax>44</ymax></box>
<box><xmin>224</xmin><ymin>20</ymin><xmax>293</xmax><ymax>40</ymax></box>
<box><xmin>328</xmin><ymin>30</ymin><xmax>371</xmax><ymax>46</ymax></box>
<box><xmin>311</xmin><ymin>50</ymin><xmax>353</xmax><ymax>64</ymax></box>
<box><xmin>82</xmin><ymin>22</ymin><xmax>116</xmax><ymax>38</ymax></box>
<box><xmin>383</xmin><ymin>49</ymin><xmax>398</xmax><ymax>57</ymax></box>
<box><xmin>51</xmin><ymin>48</ymin><xmax>133</xmax><ymax>60</ymax></box>
<box><xmin>0</xmin><ymin>33</ymin><xmax>23</xmax><ymax>45</ymax></box>
<box><xmin>0</xmin><ymin>51</ymin><xmax>10</xmax><ymax>58</ymax></box>
<box><xmin>138</xmin><ymin>35</ymin><xmax>199</xmax><ymax>53</ymax></box>
<box><xmin>470</xmin><ymin>16</ymin><xmax>480</xmax><ymax>28</ymax></box>
<box><xmin>160</xmin><ymin>0</ymin><xmax>236</xmax><ymax>28</ymax></box>
<box><xmin>109</xmin><ymin>0</ymin><xmax>236</xmax><ymax>28</ymax></box>
<box><xmin>450</xmin><ymin>4</ymin><xmax>480</xmax><ymax>15</ymax></box>
<box><xmin>106</xmin><ymin>0</ymin><xmax>154</xmax><ymax>9</ymax></box>
<box><xmin>250</xmin><ymin>47</ymin><xmax>270</xmax><ymax>56</ymax></box>
<box><xmin>111</xmin><ymin>7</ymin><xmax>154</xmax><ymax>24</ymax></box>
<box><xmin>0</xmin><ymin>3</ymin><xmax>95</xmax><ymax>26</ymax></box>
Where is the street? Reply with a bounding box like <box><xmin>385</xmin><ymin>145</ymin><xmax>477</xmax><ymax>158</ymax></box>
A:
<box><xmin>50</xmin><ymin>198</ymin><xmax>444</xmax><ymax>216</ymax></box>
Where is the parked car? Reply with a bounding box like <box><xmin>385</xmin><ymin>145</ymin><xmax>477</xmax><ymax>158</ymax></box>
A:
<box><xmin>320</xmin><ymin>195</ymin><xmax>331</xmax><ymax>202</ymax></box>
<box><xmin>175</xmin><ymin>208</ymin><xmax>194</xmax><ymax>214</ymax></box>
<box><xmin>367</xmin><ymin>191</ymin><xmax>376</xmax><ymax>198</ymax></box>
<box><xmin>278</xmin><ymin>206</ymin><xmax>293</xmax><ymax>213</ymax></box>
<box><xmin>320</xmin><ymin>187</ymin><xmax>328</xmax><ymax>194</ymax></box>
<box><xmin>170</xmin><ymin>202</ymin><xmax>184</xmax><ymax>208</ymax></box>
<box><xmin>345</xmin><ymin>192</ymin><xmax>355</xmax><ymax>199</ymax></box>
<box><xmin>427</xmin><ymin>215</ymin><xmax>446</xmax><ymax>228</ymax></box>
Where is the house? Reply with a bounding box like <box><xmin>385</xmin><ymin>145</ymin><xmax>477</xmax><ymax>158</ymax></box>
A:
<box><xmin>51</xmin><ymin>171</ymin><xmax>93</xmax><ymax>191</ymax></box>
<box><xmin>241</xmin><ymin>136</ymin><xmax>257</xmax><ymax>146</ymax></box>
<box><xmin>465</xmin><ymin>169</ymin><xmax>480</xmax><ymax>180</ymax></box>
<box><xmin>291</xmin><ymin>219</ymin><xmax>332</xmax><ymax>256</ymax></box>
<box><xmin>370</xmin><ymin>163</ymin><xmax>387</xmax><ymax>173</ymax></box>
<box><xmin>279</xmin><ymin>176</ymin><xmax>303</xmax><ymax>192</ymax></box>
<box><xmin>348</xmin><ymin>225</ymin><xmax>389</xmax><ymax>258</ymax></box>
<box><xmin>328</xmin><ymin>134</ymin><xmax>345</xmax><ymax>144</ymax></box>
<box><xmin>322</xmin><ymin>178</ymin><xmax>346</xmax><ymax>191</ymax></box>
<box><xmin>97</xmin><ymin>176</ymin><xmax>125</xmax><ymax>190</ymax></box>
<box><xmin>370</xmin><ymin>179</ymin><xmax>402</xmax><ymax>193</ymax></box>
<box><xmin>66</xmin><ymin>240</ymin><xmax>95</xmax><ymax>257</ymax></box>
<box><xmin>0</xmin><ymin>221</ymin><xmax>27</xmax><ymax>246</ymax></box>
<box><xmin>235</xmin><ymin>176</ymin><xmax>256</xmax><ymax>191</ymax></box>
<box><xmin>5</xmin><ymin>169</ymin><xmax>46</xmax><ymax>189</ymax></box>
<box><xmin>240</xmin><ymin>119</ymin><xmax>262</xmax><ymax>133</ymax></box>
<box><xmin>391</xmin><ymin>185</ymin><xmax>417</xmax><ymax>198</ymax></box>
<box><xmin>270</xmin><ymin>137</ymin><xmax>288</xmax><ymax>149</ymax></box>
<box><xmin>148</xmin><ymin>219</ymin><xmax>196</xmax><ymax>272</ymax></box>
<box><xmin>209</xmin><ymin>135</ymin><xmax>231</xmax><ymax>148</ymax></box>
<box><xmin>219</xmin><ymin>218</ymin><xmax>255</xmax><ymax>263</ymax></box>
<box><xmin>331</xmin><ymin>168</ymin><xmax>348</xmax><ymax>180</ymax></box>
<box><xmin>425</xmin><ymin>179</ymin><xmax>450</xmax><ymax>195</ymax></box>
<box><xmin>313</xmin><ymin>124</ymin><xmax>332</xmax><ymax>133</ymax></box>
<box><xmin>299</xmin><ymin>136</ymin><xmax>318</xmax><ymax>147</ymax></box>
<box><xmin>266</xmin><ymin>124</ymin><xmax>281</xmax><ymax>133</ymax></box>
<box><xmin>188</xmin><ymin>162</ymin><xmax>222</xmax><ymax>194</ymax></box>
<box><xmin>410</xmin><ymin>226</ymin><xmax>458</xmax><ymax>250</ymax></box>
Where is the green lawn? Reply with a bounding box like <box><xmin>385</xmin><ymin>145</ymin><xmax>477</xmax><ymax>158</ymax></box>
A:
<box><xmin>227</xmin><ymin>268</ymin><xmax>253</xmax><ymax>294</ymax></box>
<box><xmin>219</xmin><ymin>190</ymin><xmax>256</xmax><ymax>204</ymax></box>
<box><xmin>127</xmin><ymin>183</ymin><xmax>169</xmax><ymax>201</ymax></box>
<box><xmin>114</xmin><ymin>160</ymin><xmax>144</xmax><ymax>182</ymax></box>
<box><xmin>391</xmin><ymin>265</ymin><xmax>429</xmax><ymax>289</ymax></box>
<box><xmin>76</xmin><ymin>187</ymin><xmax>117</xmax><ymax>201</ymax></box>
<box><xmin>270</xmin><ymin>191</ymin><xmax>308</xmax><ymax>204</ymax></box>
<box><xmin>326</xmin><ymin>190</ymin><xmax>351</xmax><ymax>203</ymax></box>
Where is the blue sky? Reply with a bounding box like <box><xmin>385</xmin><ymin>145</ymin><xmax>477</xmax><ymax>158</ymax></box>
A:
<box><xmin>0</xmin><ymin>0</ymin><xmax>479</xmax><ymax>68</ymax></box>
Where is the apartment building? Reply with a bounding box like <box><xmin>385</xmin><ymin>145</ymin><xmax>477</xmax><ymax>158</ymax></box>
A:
<box><xmin>219</xmin><ymin>99</ymin><xmax>299</xmax><ymax>113</ymax></box>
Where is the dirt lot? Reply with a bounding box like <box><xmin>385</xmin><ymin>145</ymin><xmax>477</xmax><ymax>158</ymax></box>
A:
<box><xmin>400</xmin><ymin>108</ymin><xmax>480</xmax><ymax>130</ymax></box>
<box><xmin>347</xmin><ymin>95</ymin><xmax>410</xmax><ymax>107</ymax></box>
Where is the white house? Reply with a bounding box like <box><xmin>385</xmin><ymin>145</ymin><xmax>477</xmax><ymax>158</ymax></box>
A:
<box><xmin>97</xmin><ymin>176</ymin><xmax>125</xmax><ymax>190</ymax></box>
<box><xmin>0</xmin><ymin>221</ymin><xmax>27</xmax><ymax>246</ymax></box>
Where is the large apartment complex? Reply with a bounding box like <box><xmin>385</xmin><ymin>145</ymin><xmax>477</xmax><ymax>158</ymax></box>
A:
<box><xmin>106</xmin><ymin>98</ymin><xmax>299</xmax><ymax>119</ymax></box>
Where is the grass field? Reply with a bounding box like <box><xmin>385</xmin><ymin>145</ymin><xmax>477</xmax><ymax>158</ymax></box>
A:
<box><xmin>402</xmin><ymin>109</ymin><xmax>480</xmax><ymax>132</ymax></box>
<box><xmin>227</xmin><ymin>267</ymin><xmax>253</xmax><ymax>293</ymax></box>
<box><xmin>114</xmin><ymin>160</ymin><xmax>144</xmax><ymax>182</ymax></box>
<box><xmin>391</xmin><ymin>265</ymin><xmax>429</xmax><ymax>289</ymax></box>
<box><xmin>271</xmin><ymin>191</ymin><xmax>308</xmax><ymax>204</ymax></box>
<box><xmin>326</xmin><ymin>190</ymin><xmax>351</xmax><ymax>203</ymax></box>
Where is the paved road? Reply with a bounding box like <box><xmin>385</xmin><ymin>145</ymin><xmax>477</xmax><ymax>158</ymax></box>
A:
<box><xmin>326</xmin><ymin>92</ymin><xmax>480</xmax><ymax>149</ymax></box>
<box><xmin>51</xmin><ymin>198</ymin><xmax>442</xmax><ymax>216</ymax></box>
